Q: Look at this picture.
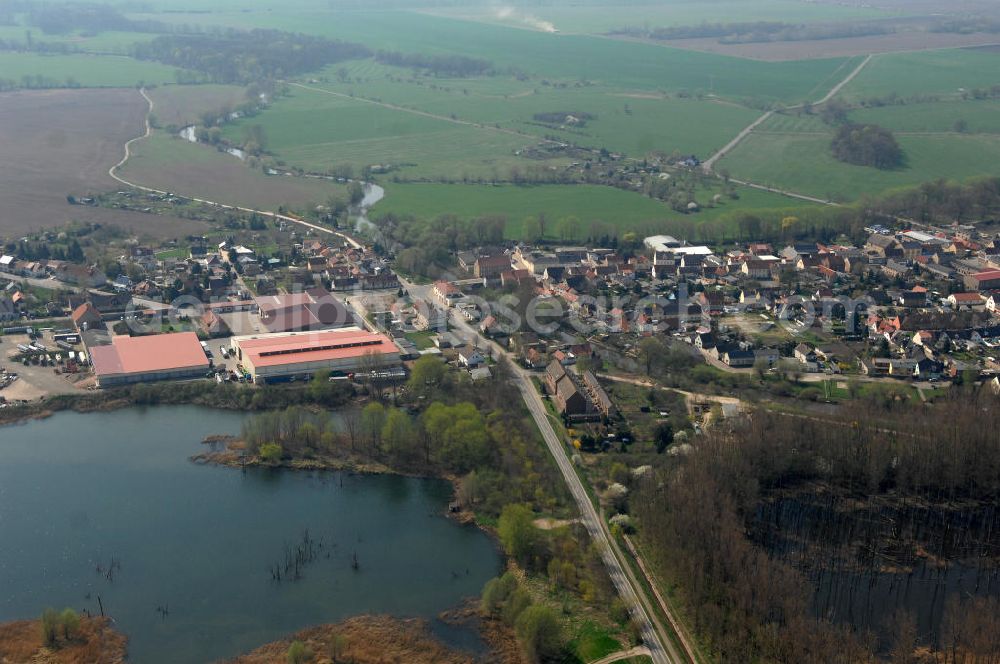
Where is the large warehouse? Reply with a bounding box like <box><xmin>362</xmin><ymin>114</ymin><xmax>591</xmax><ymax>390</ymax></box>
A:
<box><xmin>230</xmin><ymin>327</ymin><xmax>401</xmax><ymax>384</ymax></box>
<box><xmin>89</xmin><ymin>332</ymin><xmax>211</xmax><ymax>387</ymax></box>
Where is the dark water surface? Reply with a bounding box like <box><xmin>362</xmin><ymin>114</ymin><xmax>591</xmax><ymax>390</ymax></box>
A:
<box><xmin>0</xmin><ymin>406</ymin><xmax>500</xmax><ymax>662</ymax></box>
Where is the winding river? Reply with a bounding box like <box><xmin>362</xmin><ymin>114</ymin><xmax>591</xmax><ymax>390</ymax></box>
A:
<box><xmin>0</xmin><ymin>406</ymin><xmax>500</xmax><ymax>663</ymax></box>
<box><xmin>178</xmin><ymin>126</ymin><xmax>385</xmax><ymax>235</ymax></box>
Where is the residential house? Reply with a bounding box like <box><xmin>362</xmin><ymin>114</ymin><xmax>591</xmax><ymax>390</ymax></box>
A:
<box><xmin>794</xmin><ymin>343</ymin><xmax>816</xmax><ymax>364</ymax></box>
<box><xmin>947</xmin><ymin>292</ymin><xmax>985</xmax><ymax>310</ymax></box>
<box><xmin>754</xmin><ymin>348</ymin><xmax>780</xmax><ymax>366</ymax></box>
<box><xmin>113</xmin><ymin>274</ymin><xmax>134</xmax><ymax>293</ymax></box>
<box><xmin>866</xmin><ymin>235</ymin><xmax>902</xmax><ymax>259</ymax></box>
<box><xmin>898</xmin><ymin>289</ymin><xmax>927</xmax><ymax>308</ymax></box>
<box><xmin>474</xmin><ymin>254</ymin><xmax>511</xmax><ymax>280</ymax></box>
<box><xmin>414</xmin><ymin>301</ymin><xmax>447</xmax><ymax>331</ymax></box>
<box><xmin>722</xmin><ymin>349</ymin><xmax>755</xmax><ymax>367</ymax></box>
<box><xmin>71</xmin><ymin>302</ymin><xmax>104</xmax><ymax>331</ymax></box>
<box><xmin>582</xmin><ymin>371</ymin><xmax>616</xmax><ymax>418</ymax></box>
<box><xmin>882</xmin><ymin>261</ymin><xmax>911</xmax><ymax>279</ymax></box>
<box><xmin>458</xmin><ymin>348</ymin><xmax>485</xmax><ymax>368</ymax></box>
<box><xmin>741</xmin><ymin>260</ymin><xmax>775</xmax><ymax>280</ymax></box>
<box><xmin>697</xmin><ymin>291</ymin><xmax>725</xmax><ymax>315</ymax></box>
<box><xmin>554</xmin><ymin>376</ymin><xmax>589</xmax><ymax>416</ymax></box>
<box><xmin>432</xmin><ymin>280</ymin><xmax>463</xmax><ymax>308</ymax></box>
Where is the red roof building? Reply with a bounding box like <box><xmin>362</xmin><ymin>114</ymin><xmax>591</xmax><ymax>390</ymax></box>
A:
<box><xmin>231</xmin><ymin>327</ymin><xmax>401</xmax><ymax>384</ymax></box>
<box><xmin>89</xmin><ymin>332</ymin><xmax>210</xmax><ymax>387</ymax></box>
<box><xmin>967</xmin><ymin>270</ymin><xmax>1000</xmax><ymax>291</ymax></box>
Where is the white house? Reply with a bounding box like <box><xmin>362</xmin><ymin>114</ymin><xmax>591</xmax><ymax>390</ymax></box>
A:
<box><xmin>458</xmin><ymin>348</ymin><xmax>485</xmax><ymax>368</ymax></box>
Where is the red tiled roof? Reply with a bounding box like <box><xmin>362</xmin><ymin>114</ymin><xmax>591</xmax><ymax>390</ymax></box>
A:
<box><xmin>236</xmin><ymin>328</ymin><xmax>397</xmax><ymax>368</ymax></box>
<box><xmin>90</xmin><ymin>332</ymin><xmax>209</xmax><ymax>377</ymax></box>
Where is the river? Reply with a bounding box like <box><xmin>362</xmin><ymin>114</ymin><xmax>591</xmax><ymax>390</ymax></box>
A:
<box><xmin>0</xmin><ymin>406</ymin><xmax>500</xmax><ymax>663</ymax></box>
<box><xmin>178</xmin><ymin>126</ymin><xmax>384</xmax><ymax>237</ymax></box>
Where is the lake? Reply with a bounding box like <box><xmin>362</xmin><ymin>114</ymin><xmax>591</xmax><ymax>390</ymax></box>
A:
<box><xmin>0</xmin><ymin>406</ymin><xmax>501</xmax><ymax>662</ymax></box>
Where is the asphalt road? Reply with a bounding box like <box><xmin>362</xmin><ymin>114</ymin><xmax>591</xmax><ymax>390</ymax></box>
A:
<box><xmin>403</xmin><ymin>277</ymin><xmax>682</xmax><ymax>664</ymax></box>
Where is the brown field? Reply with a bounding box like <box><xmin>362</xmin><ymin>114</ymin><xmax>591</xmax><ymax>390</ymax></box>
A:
<box><xmin>0</xmin><ymin>616</ymin><xmax>127</xmax><ymax>663</ymax></box>
<box><xmin>225</xmin><ymin>614</ymin><xmax>521</xmax><ymax>664</ymax></box>
<box><xmin>147</xmin><ymin>83</ymin><xmax>249</xmax><ymax>129</ymax></box>
<box><xmin>639</xmin><ymin>31</ymin><xmax>1000</xmax><ymax>61</ymax></box>
<box><xmin>119</xmin><ymin>131</ymin><xmax>350</xmax><ymax>212</ymax></box>
<box><xmin>0</xmin><ymin>88</ymin><xmax>204</xmax><ymax>240</ymax></box>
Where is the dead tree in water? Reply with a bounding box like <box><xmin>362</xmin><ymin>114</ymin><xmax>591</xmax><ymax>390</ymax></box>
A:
<box><xmin>271</xmin><ymin>530</ymin><xmax>326</xmax><ymax>583</ymax></box>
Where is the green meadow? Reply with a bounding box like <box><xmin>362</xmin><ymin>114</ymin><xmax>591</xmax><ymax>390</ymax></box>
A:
<box><xmin>140</xmin><ymin>9</ymin><xmax>854</xmax><ymax>103</ymax></box>
<box><xmin>423</xmin><ymin>0</ymin><xmax>893</xmax><ymax>34</ymax></box>
<box><xmin>718</xmin><ymin>131</ymin><xmax>1000</xmax><ymax>202</ymax></box>
<box><xmin>837</xmin><ymin>49</ymin><xmax>1000</xmax><ymax>102</ymax></box>
<box><xmin>851</xmin><ymin>99</ymin><xmax>1000</xmax><ymax>135</ymax></box>
<box><xmin>299</xmin><ymin>60</ymin><xmax>761</xmax><ymax>159</ymax></box>
<box><xmin>374</xmin><ymin>181</ymin><xmax>811</xmax><ymax>239</ymax></box>
<box><xmin>0</xmin><ymin>26</ymin><xmax>155</xmax><ymax>54</ymax></box>
<box><xmin>0</xmin><ymin>52</ymin><xmax>183</xmax><ymax>87</ymax></box>
<box><xmin>219</xmin><ymin>86</ymin><xmax>560</xmax><ymax>179</ymax></box>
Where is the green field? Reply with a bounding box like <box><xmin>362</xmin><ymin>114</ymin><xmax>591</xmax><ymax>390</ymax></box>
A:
<box><xmin>220</xmin><ymin>86</ymin><xmax>565</xmax><ymax>179</ymax></box>
<box><xmin>374</xmin><ymin>181</ymin><xmax>812</xmax><ymax>239</ymax></box>
<box><xmin>851</xmin><ymin>99</ymin><xmax>1000</xmax><ymax>134</ymax></box>
<box><xmin>140</xmin><ymin>9</ymin><xmax>854</xmax><ymax>103</ymax></box>
<box><xmin>423</xmin><ymin>0</ymin><xmax>893</xmax><ymax>34</ymax></box>
<box><xmin>838</xmin><ymin>48</ymin><xmax>1000</xmax><ymax>102</ymax></box>
<box><xmin>719</xmin><ymin>131</ymin><xmax>1000</xmax><ymax>202</ymax></box>
<box><xmin>299</xmin><ymin>60</ymin><xmax>761</xmax><ymax>160</ymax></box>
<box><xmin>121</xmin><ymin>131</ymin><xmax>350</xmax><ymax>212</ymax></box>
<box><xmin>0</xmin><ymin>26</ymin><xmax>154</xmax><ymax>54</ymax></box>
<box><xmin>0</xmin><ymin>52</ymin><xmax>184</xmax><ymax>87</ymax></box>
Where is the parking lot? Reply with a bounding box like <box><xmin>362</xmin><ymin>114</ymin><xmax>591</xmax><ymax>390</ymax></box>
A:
<box><xmin>0</xmin><ymin>331</ymin><xmax>92</xmax><ymax>402</ymax></box>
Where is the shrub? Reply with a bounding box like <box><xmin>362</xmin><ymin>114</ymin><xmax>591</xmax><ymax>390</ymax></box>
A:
<box><xmin>287</xmin><ymin>640</ymin><xmax>312</xmax><ymax>664</ymax></box>
<box><xmin>515</xmin><ymin>605</ymin><xmax>563</xmax><ymax>663</ymax></box>
<box><xmin>259</xmin><ymin>442</ymin><xmax>283</xmax><ymax>464</ymax></box>
<box><xmin>59</xmin><ymin>608</ymin><xmax>80</xmax><ymax>641</ymax></box>
<box><xmin>40</xmin><ymin>608</ymin><xmax>59</xmax><ymax>646</ymax></box>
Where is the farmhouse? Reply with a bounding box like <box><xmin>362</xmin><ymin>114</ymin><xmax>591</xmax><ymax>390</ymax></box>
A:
<box><xmin>231</xmin><ymin>327</ymin><xmax>401</xmax><ymax>384</ymax></box>
<box><xmin>947</xmin><ymin>292</ymin><xmax>984</xmax><ymax>310</ymax></box>
<box><xmin>71</xmin><ymin>302</ymin><xmax>104</xmax><ymax>331</ymax></box>
<box><xmin>474</xmin><ymin>254</ymin><xmax>511</xmax><ymax>280</ymax></box>
<box><xmin>89</xmin><ymin>332</ymin><xmax>210</xmax><ymax>388</ymax></box>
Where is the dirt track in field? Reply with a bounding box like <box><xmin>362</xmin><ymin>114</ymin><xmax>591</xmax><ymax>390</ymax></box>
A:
<box><xmin>0</xmin><ymin>88</ymin><xmax>204</xmax><ymax>239</ymax></box>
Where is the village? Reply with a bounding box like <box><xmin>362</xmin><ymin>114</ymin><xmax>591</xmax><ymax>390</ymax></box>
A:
<box><xmin>2</xmin><ymin>212</ymin><xmax>1000</xmax><ymax>442</ymax></box>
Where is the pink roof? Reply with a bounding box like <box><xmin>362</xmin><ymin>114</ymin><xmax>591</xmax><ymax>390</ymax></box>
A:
<box><xmin>90</xmin><ymin>332</ymin><xmax>209</xmax><ymax>376</ymax></box>
<box><xmin>238</xmin><ymin>328</ymin><xmax>397</xmax><ymax>368</ymax></box>
<box><xmin>256</xmin><ymin>292</ymin><xmax>312</xmax><ymax>314</ymax></box>
<box><xmin>974</xmin><ymin>270</ymin><xmax>1000</xmax><ymax>281</ymax></box>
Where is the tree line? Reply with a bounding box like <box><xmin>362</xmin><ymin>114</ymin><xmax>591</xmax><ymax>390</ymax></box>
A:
<box><xmin>375</xmin><ymin>50</ymin><xmax>494</xmax><ymax>77</ymax></box>
<box><xmin>130</xmin><ymin>31</ymin><xmax>371</xmax><ymax>84</ymax></box>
